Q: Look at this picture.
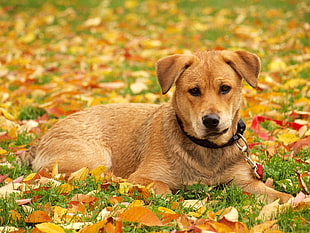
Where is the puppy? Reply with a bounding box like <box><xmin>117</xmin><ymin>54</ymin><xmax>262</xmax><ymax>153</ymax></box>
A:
<box><xmin>21</xmin><ymin>50</ymin><xmax>292</xmax><ymax>203</ymax></box>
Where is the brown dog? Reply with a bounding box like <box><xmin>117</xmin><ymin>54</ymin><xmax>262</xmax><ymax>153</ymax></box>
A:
<box><xmin>21</xmin><ymin>50</ymin><xmax>292</xmax><ymax>203</ymax></box>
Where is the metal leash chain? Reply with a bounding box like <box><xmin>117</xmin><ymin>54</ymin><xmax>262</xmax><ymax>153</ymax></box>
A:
<box><xmin>236</xmin><ymin>133</ymin><xmax>263</xmax><ymax>180</ymax></box>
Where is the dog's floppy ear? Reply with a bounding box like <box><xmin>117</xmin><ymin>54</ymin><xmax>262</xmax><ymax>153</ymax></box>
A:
<box><xmin>222</xmin><ymin>51</ymin><xmax>261</xmax><ymax>88</ymax></box>
<box><xmin>156</xmin><ymin>54</ymin><xmax>196</xmax><ymax>94</ymax></box>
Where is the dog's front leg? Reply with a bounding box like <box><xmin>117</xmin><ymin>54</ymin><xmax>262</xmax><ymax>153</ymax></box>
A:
<box><xmin>237</xmin><ymin>179</ymin><xmax>293</xmax><ymax>203</ymax></box>
<box><xmin>128</xmin><ymin>175</ymin><xmax>171</xmax><ymax>195</ymax></box>
<box><xmin>229</xmin><ymin>163</ymin><xmax>293</xmax><ymax>203</ymax></box>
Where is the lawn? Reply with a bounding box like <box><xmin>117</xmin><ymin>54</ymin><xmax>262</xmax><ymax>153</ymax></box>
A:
<box><xmin>0</xmin><ymin>0</ymin><xmax>309</xmax><ymax>232</ymax></box>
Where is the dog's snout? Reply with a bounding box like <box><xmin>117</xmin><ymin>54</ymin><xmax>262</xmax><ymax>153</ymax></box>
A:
<box><xmin>202</xmin><ymin>114</ymin><xmax>220</xmax><ymax>129</ymax></box>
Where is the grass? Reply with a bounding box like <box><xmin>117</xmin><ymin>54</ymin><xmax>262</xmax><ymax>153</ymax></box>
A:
<box><xmin>0</xmin><ymin>0</ymin><xmax>309</xmax><ymax>232</ymax></box>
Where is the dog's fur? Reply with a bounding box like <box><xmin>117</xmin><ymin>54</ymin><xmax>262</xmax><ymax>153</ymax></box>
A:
<box><xmin>21</xmin><ymin>50</ymin><xmax>292</xmax><ymax>203</ymax></box>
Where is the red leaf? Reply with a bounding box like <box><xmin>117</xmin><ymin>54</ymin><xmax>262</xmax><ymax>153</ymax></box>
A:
<box><xmin>250</xmin><ymin>116</ymin><xmax>269</xmax><ymax>140</ymax></box>
<box><xmin>0</xmin><ymin>174</ymin><xmax>9</xmax><ymax>183</ymax></box>
<box><xmin>289</xmin><ymin>136</ymin><xmax>310</xmax><ymax>153</ymax></box>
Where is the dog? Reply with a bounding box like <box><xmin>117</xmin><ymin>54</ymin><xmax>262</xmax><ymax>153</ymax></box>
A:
<box><xmin>21</xmin><ymin>50</ymin><xmax>292</xmax><ymax>203</ymax></box>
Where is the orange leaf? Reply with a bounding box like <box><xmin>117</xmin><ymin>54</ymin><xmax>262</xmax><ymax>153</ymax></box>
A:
<box><xmin>25</xmin><ymin>210</ymin><xmax>51</xmax><ymax>223</ymax></box>
<box><xmin>79</xmin><ymin>220</ymin><xmax>107</xmax><ymax>233</ymax></box>
<box><xmin>119</xmin><ymin>206</ymin><xmax>163</xmax><ymax>226</ymax></box>
<box><xmin>70</xmin><ymin>194</ymin><xmax>97</xmax><ymax>205</ymax></box>
<box><xmin>219</xmin><ymin>218</ymin><xmax>249</xmax><ymax>233</ymax></box>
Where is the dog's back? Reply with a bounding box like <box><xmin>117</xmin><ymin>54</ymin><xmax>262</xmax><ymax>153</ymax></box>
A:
<box><xmin>21</xmin><ymin>103</ymin><xmax>159</xmax><ymax>175</ymax></box>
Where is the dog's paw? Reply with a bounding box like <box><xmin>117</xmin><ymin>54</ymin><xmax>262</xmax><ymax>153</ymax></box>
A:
<box><xmin>149</xmin><ymin>180</ymin><xmax>172</xmax><ymax>195</ymax></box>
<box><xmin>279</xmin><ymin>193</ymin><xmax>294</xmax><ymax>204</ymax></box>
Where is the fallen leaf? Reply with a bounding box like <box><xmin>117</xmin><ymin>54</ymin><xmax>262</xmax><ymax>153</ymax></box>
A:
<box><xmin>277</xmin><ymin>133</ymin><xmax>299</xmax><ymax>145</ymax></box>
<box><xmin>119</xmin><ymin>206</ymin><xmax>163</xmax><ymax>226</ymax></box>
<box><xmin>250</xmin><ymin>220</ymin><xmax>280</xmax><ymax>233</ymax></box>
<box><xmin>16</xmin><ymin>198</ymin><xmax>32</xmax><ymax>205</ymax></box>
<box><xmin>257</xmin><ymin>200</ymin><xmax>291</xmax><ymax>221</ymax></box>
<box><xmin>25</xmin><ymin>210</ymin><xmax>52</xmax><ymax>223</ymax></box>
<box><xmin>79</xmin><ymin>220</ymin><xmax>107</xmax><ymax>233</ymax></box>
<box><xmin>223</xmin><ymin>207</ymin><xmax>239</xmax><ymax>222</ymax></box>
<box><xmin>68</xmin><ymin>167</ymin><xmax>89</xmax><ymax>182</ymax></box>
<box><xmin>35</xmin><ymin>222</ymin><xmax>65</xmax><ymax>233</ymax></box>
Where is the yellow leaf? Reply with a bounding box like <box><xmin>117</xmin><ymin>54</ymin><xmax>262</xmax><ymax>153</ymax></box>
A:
<box><xmin>188</xmin><ymin>206</ymin><xmax>206</xmax><ymax>218</ymax></box>
<box><xmin>90</xmin><ymin>165</ymin><xmax>107</xmax><ymax>177</ymax></box>
<box><xmin>53</xmin><ymin>206</ymin><xmax>67</xmax><ymax>223</ymax></box>
<box><xmin>119</xmin><ymin>182</ymin><xmax>133</xmax><ymax>195</ymax></box>
<box><xmin>158</xmin><ymin>207</ymin><xmax>176</xmax><ymax>214</ymax></box>
<box><xmin>57</xmin><ymin>183</ymin><xmax>76</xmax><ymax>193</ymax></box>
<box><xmin>68</xmin><ymin>167</ymin><xmax>89</xmax><ymax>182</ymax></box>
<box><xmin>52</xmin><ymin>162</ymin><xmax>59</xmax><ymax>177</ymax></box>
<box><xmin>20</xmin><ymin>33</ymin><xmax>36</xmax><ymax>43</ymax></box>
<box><xmin>268</xmin><ymin>59</ymin><xmax>286</xmax><ymax>72</ymax></box>
<box><xmin>23</xmin><ymin>173</ymin><xmax>37</xmax><ymax>182</ymax></box>
<box><xmin>0</xmin><ymin>108</ymin><xmax>16</xmax><ymax>121</ymax></box>
<box><xmin>35</xmin><ymin>222</ymin><xmax>65</xmax><ymax>233</ymax></box>
<box><xmin>0</xmin><ymin>148</ymin><xmax>7</xmax><ymax>155</ymax></box>
<box><xmin>277</xmin><ymin>133</ymin><xmax>299</xmax><ymax>144</ymax></box>
<box><xmin>283</xmin><ymin>79</ymin><xmax>307</xmax><ymax>89</ymax></box>
<box><xmin>125</xmin><ymin>0</ymin><xmax>138</xmax><ymax>9</ymax></box>
<box><xmin>129</xmin><ymin>200</ymin><xmax>144</xmax><ymax>208</ymax></box>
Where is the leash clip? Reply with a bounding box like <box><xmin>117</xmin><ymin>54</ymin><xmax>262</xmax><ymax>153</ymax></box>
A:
<box><xmin>237</xmin><ymin>134</ymin><xmax>263</xmax><ymax>180</ymax></box>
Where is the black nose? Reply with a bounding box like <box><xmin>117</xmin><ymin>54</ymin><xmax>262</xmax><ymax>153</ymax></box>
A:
<box><xmin>202</xmin><ymin>114</ymin><xmax>220</xmax><ymax>129</ymax></box>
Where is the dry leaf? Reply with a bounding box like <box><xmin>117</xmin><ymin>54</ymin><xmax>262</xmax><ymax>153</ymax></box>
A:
<box><xmin>79</xmin><ymin>220</ymin><xmax>107</xmax><ymax>233</ymax></box>
<box><xmin>35</xmin><ymin>222</ymin><xmax>65</xmax><ymax>233</ymax></box>
<box><xmin>25</xmin><ymin>210</ymin><xmax>52</xmax><ymax>223</ymax></box>
<box><xmin>119</xmin><ymin>206</ymin><xmax>163</xmax><ymax>226</ymax></box>
<box><xmin>68</xmin><ymin>167</ymin><xmax>89</xmax><ymax>182</ymax></box>
<box><xmin>250</xmin><ymin>220</ymin><xmax>280</xmax><ymax>233</ymax></box>
<box><xmin>257</xmin><ymin>200</ymin><xmax>291</xmax><ymax>221</ymax></box>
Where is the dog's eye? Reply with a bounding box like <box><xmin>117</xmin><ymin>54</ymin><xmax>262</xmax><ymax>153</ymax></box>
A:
<box><xmin>220</xmin><ymin>85</ymin><xmax>231</xmax><ymax>94</ymax></box>
<box><xmin>189</xmin><ymin>87</ymin><xmax>201</xmax><ymax>96</ymax></box>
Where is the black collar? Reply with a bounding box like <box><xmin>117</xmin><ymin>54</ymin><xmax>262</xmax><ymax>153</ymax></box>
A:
<box><xmin>176</xmin><ymin>115</ymin><xmax>246</xmax><ymax>149</ymax></box>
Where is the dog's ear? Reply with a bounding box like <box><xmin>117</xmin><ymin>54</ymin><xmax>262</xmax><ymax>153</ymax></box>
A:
<box><xmin>222</xmin><ymin>51</ymin><xmax>261</xmax><ymax>88</ymax></box>
<box><xmin>156</xmin><ymin>54</ymin><xmax>196</xmax><ymax>94</ymax></box>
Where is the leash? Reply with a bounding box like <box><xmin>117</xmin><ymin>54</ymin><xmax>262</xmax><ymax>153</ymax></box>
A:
<box><xmin>236</xmin><ymin>133</ymin><xmax>263</xmax><ymax>180</ymax></box>
<box><xmin>176</xmin><ymin>115</ymin><xmax>263</xmax><ymax>180</ymax></box>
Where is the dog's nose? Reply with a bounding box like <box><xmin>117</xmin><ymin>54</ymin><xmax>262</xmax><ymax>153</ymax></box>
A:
<box><xmin>202</xmin><ymin>114</ymin><xmax>220</xmax><ymax>129</ymax></box>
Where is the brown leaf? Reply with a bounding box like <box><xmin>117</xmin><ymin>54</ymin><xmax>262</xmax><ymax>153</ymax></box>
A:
<box><xmin>295</xmin><ymin>171</ymin><xmax>309</xmax><ymax>194</ymax></box>
<box><xmin>119</xmin><ymin>206</ymin><xmax>163</xmax><ymax>226</ymax></box>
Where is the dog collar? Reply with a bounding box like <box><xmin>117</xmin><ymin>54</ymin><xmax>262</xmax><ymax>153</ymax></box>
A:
<box><xmin>176</xmin><ymin>115</ymin><xmax>246</xmax><ymax>149</ymax></box>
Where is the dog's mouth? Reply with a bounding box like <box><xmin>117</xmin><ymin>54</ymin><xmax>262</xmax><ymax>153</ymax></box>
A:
<box><xmin>204</xmin><ymin>128</ymin><xmax>229</xmax><ymax>139</ymax></box>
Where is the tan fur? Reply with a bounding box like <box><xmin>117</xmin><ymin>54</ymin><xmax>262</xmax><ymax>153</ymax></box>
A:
<box><xmin>20</xmin><ymin>50</ymin><xmax>292</xmax><ymax>203</ymax></box>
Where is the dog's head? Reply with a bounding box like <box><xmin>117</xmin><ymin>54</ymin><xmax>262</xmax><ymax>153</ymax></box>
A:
<box><xmin>156</xmin><ymin>50</ymin><xmax>260</xmax><ymax>145</ymax></box>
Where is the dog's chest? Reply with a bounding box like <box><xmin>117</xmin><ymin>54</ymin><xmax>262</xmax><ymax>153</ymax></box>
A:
<box><xmin>174</xmin><ymin>145</ymin><xmax>241</xmax><ymax>186</ymax></box>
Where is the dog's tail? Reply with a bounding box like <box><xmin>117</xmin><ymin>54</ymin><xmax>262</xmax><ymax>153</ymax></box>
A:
<box><xmin>18</xmin><ymin>143</ymin><xmax>38</xmax><ymax>167</ymax></box>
